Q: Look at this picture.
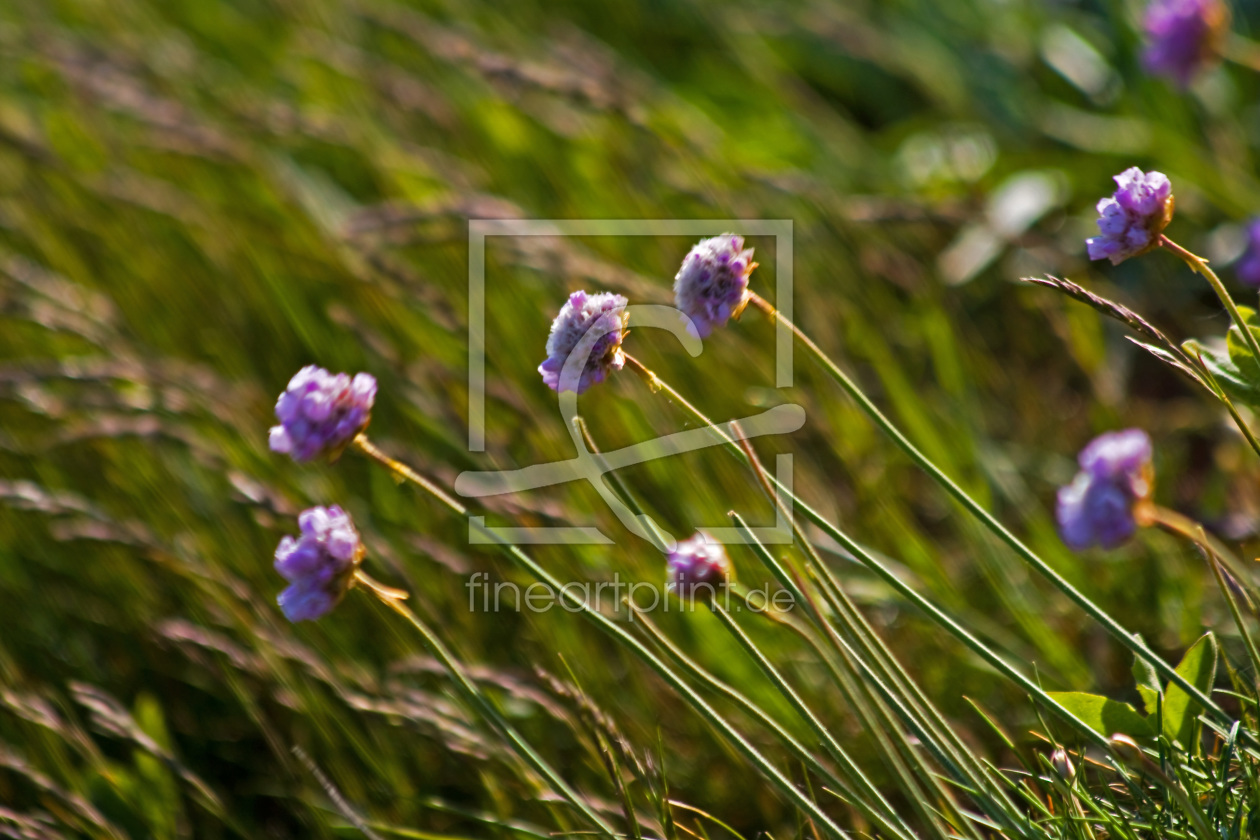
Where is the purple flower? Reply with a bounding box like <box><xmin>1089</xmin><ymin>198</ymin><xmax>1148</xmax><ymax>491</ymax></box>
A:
<box><xmin>274</xmin><ymin>505</ymin><xmax>363</xmax><ymax>622</ymax></box>
<box><xmin>538</xmin><ymin>291</ymin><xmax>629</xmax><ymax>394</ymax></box>
<box><xmin>1086</xmin><ymin>168</ymin><xmax>1175</xmax><ymax>265</ymax></box>
<box><xmin>1142</xmin><ymin>0</ymin><xmax>1229</xmax><ymax>87</ymax></box>
<box><xmin>269</xmin><ymin>366</ymin><xmax>376</xmax><ymax>462</ymax></box>
<box><xmin>667</xmin><ymin>532</ymin><xmax>732</xmax><ymax>597</ymax></box>
<box><xmin>1237</xmin><ymin>219</ymin><xmax>1260</xmax><ymax>288</ymax></box>
<box><xmin>673</xmin><ymin>234</ymin><xmax>757</xmax><ymax>338</ymax></box>
<box><xmin>1056</xmin><ymin>429</ymin><xmax>1154</xmax><ymax>551</ymax></box>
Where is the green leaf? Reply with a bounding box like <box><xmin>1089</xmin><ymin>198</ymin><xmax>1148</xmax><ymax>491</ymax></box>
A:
<box><xmin>1131</xmin><ymin>654</ymin><xmax>1161</xmax><ymax>717</ymax></box>
<box><xmin>1183</xmin><ymin>337</ymin><xmax>1260</xmax><ymax>410</ymax></box>
<box><xmin>1162</xmin><ymin>632</ymin><xmax>1219</xmax><ymax>751</ymax></box>
<box><xmin>1044</xmin><ymin>691</ymin><xmax>1153</xmax><ymax>739</ymax></box>
<box><xmin>1226</xmin><ymin>306</ymin><xmax>1260</xmax><ymax>381</ymax></box>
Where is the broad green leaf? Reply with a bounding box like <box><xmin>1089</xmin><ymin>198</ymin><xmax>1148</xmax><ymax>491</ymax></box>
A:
<box><xmin>1162</xmin><ymin>632</ymin><xmax>1218</xmax><ymax>751</ymax></box>
<box><xmin>1045</xmin><ymin>691</ymin><xmax>1153</xmax><ymax>739</ymax></box>
<box><xmin>1131</xmin><ymin>654</ymin><xmax>1161</xmax><ymax>717</ymax></box>
<box><xmin>1225</xmin><ymin>306</ymin><xmax>1260</xmax><ymax>381</ymax></box>
<box><xmin>1183</xmin><ymin>337</ymin><xmax>1260</xmax><ymax>410</ymax></box>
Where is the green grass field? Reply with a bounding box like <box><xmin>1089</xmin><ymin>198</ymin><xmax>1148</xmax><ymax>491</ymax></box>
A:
<box><xmin>3</xmin><ymin>0</ymin><xmax>1260</xmax><ymax>836</ymax></box>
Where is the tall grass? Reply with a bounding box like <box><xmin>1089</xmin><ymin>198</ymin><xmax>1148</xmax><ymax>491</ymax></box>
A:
<box><xmin>3</xmin><ymin>0</ymin><xmax>1260</xmax><ymax>836</ymax></box>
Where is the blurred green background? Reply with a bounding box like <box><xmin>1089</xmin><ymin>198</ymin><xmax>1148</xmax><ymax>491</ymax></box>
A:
<box><xmin>3</xmin><ymin>0</ymin><xmax>1260</xmax><ymax>835</ymax></box>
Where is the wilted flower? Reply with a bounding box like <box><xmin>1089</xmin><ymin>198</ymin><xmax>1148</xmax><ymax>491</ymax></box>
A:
<box><xmin>1236</xmin><ymin>219</ymin><xmax>1260</xmax><ymax>288</ymax></box>
<box><xmin>1086</xmin><ymin>168</ymin><xmax>1175</xmax><ymax>265</ymax></box>
<box><xmin>674</xmin><ymin>234</ymin><xmax>757</xmax><ymax>338</ymax></box>
<box><xmin>538</xmin><ymin>291</ymin><xmax>629</xmax><ymax>394</ymax></box>
<box><xmin>1142</xmin><ymin>0</ymin><xmax>1229</xmax><ymax>87</ymax></box>
<box><xmin>269</xmin><ymin>366</ymin><xmax>376</xmax><ymax>462</ymax></box>
<box><xmin>1057</xmin><ymin>429</ymin><xmax>1154</xmax><ymax>551</ymax></box>
<box><xmin>274</xmin><ymin>505</ymin><xmax>364</xmax><ymax>622</ymax></box>
<box><xmin>667</xmin><ymin>532</ymin><xmax>732</xmax><ymax>597</ymax></box>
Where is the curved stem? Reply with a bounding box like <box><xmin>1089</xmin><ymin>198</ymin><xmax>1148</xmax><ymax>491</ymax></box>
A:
<box><xmin>742</xmin><ymin>291</ymin><xmax>1232</xmax><ymax>729</ymax></box>
<box><xmin>353</xmin><ymin>570</ymin><xmax>410</xmax><ymax>602</ymax></box>
<box><xmin>354</xmin><ymin>433</ymin><xmax>466</xmax><ymax>513</ymax></box>
<box><xmin>623</xmin><ymin>352</ymin><xmax>1113</xmax><ymax>750</ymax></box>
<box><xmin>1187</xmin><ymin>347</ymin><xmax>1260</xmax><ymax>460</ymax></box>
<box><xmin>353</xmin><ymin>570</ymin><xmax>616</xmax><ymax>836</ymax></box>
<box><xmin>726</xmin><ymin>435</ymin><xmax>1022</xmax><ymax>837</ymax></box>
<box><xmin>729</xmin><ymin>432</ymin><xmax>1022</xmax><ymax>826</ymax></box>
<box><xmin>1160</xmin><ymin>235</ymin><xmax>1260</xmax><ymax>367</ymax></box>
<box><xmin>629</xmin><ymin>604</ymin><xmax>918</xmax><ymax>840</ymax></box>
<box><xmin>1142</xmin><ymin>505</ymin><xmax>1257</xmax><ymax>608</ymax></box>
<box><xmin>708</xmin><ymin>601</ymin><xmax>955</xmax><ymax>840</ymax></box>
<box><xmin>1142</xmin><ymin>506</ymin><xmax>1260</xmax><ymax>684</ymax></box>
<box><xmin>349</xmin><ymin>436</ymin><xmax>854</xmax><ymax>840</ymax></box>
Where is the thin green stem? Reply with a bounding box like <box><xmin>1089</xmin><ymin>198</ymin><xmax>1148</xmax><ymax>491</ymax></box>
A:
<box><xmin>730</xmin><ymin>432</ymin><xmax>1024</xmax><ymax>832</ymax></box>
<box><xmin>1189</xmin><ymin>348</ymin><xmax>1260</xmax><ymax>460</ymax></box>
<box><xmin>628</xmin><ymin>606</ymin><xmax>914</xmax><ymax>840</ymax></box>
<box><xmin>728</xmin><ymin>435</ymin><xmax>1023</xmax><ymax>838</ymax></box>
<box><xmin>1143</xmin><ymin>505</ymin><xmax>1259</xmax><ymax>611</ymax></box>
<box><xmin>1109</xmin><ymin>736</ymin><xmax>1214</xmax><ymax>840</ymax></box>
<box><xmin>622</xmin><ymin>354</ymin><xmax>1112</xmax><ymax>750</ymax></box>
<box><xmin>1145</xmin><ymin>506</ymin><xmax>1260</xmax><ymax>687</ymax></box>
<box><xmin>353</xmin><ymin>571</ymin><xmax>617</xmax><ymax>836</ymax></box>
<box><xmin>742</xmin><ymin>291</ymin><xmax>1232</xmax><ymax>729</ymax></box>
<box><xmin>1161</xmin><ymin>235</ymin><xmax>1260</xmax><ymax>369</ymax></box>
<box><xmin>709</xmin><ymin>600</ymin><xmax>953</xmax><ymax>840</ymax></box>
<box><xmin>572</xmin><ymin>416</ymin><xmax>671</xmax><ymax>553</ymax></box>
<box><xmin>350</xmin><ymin>436</ymin><xmax>854</xmax><ymax>840</ymax></box>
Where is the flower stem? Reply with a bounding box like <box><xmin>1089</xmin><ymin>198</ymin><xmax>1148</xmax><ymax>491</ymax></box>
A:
<box><xmin>729</xmin><ymin>431</ymin><xmax>1023</xmax><ymax>835</ymax></box>
<box><xmin>352</xmin><ymin>570</ymin><xmax>409</xmax><ymax>602</ymax></box>
<box><xmin>1141</xmin><ymin>506</ymin><xmax>1260</xmax><ymax>683</ymax></box>
<box><xmin>742</xmin><ymin>291</ymin><xmax>1232</xmax><ymax>728</ymax></box>
<box><xmin>353</xmin><ymin>433</ymin><xmax>467</xmax><ymax>514</ymax></box>
<box><xmin>1160</xmin><ymin>235</ymin><xmax>1260</xmax><ymax>368</ymax></box>
<box><xmin>628</xmin><ymin>604</ymin><xmax>917</xmax><ymax>840</ymax></box>
<box><xmin>1141</xmin><ymin>505</ymin><xmax>1258</xmax><ymax>607</ymax></box>
<box><xmin>354</xmin><ymin>569</ymin><xmax>617</xmax><ymax>837</ymax></box>
<box><xmin>623</xmin><ymin>350</ymin><xmax>1114</xmax><ymax>750</ymax></box>
<box><xmin>350</xmin><ymin>435</ymin><xmax>853</xmax><ymax>839</ymax></box>
<box><xmin>709</xmin><ymin>600</ymin><xmax>957</xmax><ymax>840</ymax></box>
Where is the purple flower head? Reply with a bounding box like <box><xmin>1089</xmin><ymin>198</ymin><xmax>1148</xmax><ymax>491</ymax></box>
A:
<box><xmin>1086</xmin><ymin>168</ymin><xmax>1175</xmax><ymax>265</ymax></box>
<box><xmin>538</xmin><ymin>291</ymin><xmax>629</xmax><ymax>394</ymax></box>
<box><xmin>1236</xmin><ymin>219</ymin><xmax>1260</xmax><ymax>288</ymax></box>
<box><xmin>274</xmin><ymin>505</ymin><xmax>364</xmax><ymax>622</ymax></box>
<box><xmin>666</xmin><ymin>532</ymin><xmax>732</xmax><ymax>598</ymax></box>
<box><xmin>1056</xmin><ymin>429</ymin><xmax>1154</xmax><ymax>551</ymax></box>
<box><xmin>1142</xmin><ymin>0</ymin><xmax>1229</xmax><ymax>87</ymax></box>
<box><xmin>673</xmin><ymin>234</ymin><xmax>757</xmax><ymax>338</ymax></box>
<box><xmin>269</xmin><ymin>366</ymin><xmax>377</xmax><ymax>462</ymax></box>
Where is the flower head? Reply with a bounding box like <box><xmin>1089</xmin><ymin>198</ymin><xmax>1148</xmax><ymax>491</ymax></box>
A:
<box><xmin>674</xmin><ymin>234</ymin><xmax>757</xmax><ymax>338</ymax></box>
<box><xmin>1050</xmin><ymin>748</ymin><xmax>1076</xmax><ymax>780</ymax></box>
<box><xmin>538</xmin><ymin>291</ymin><xmax>629</xmax><ymax>394</ymax></box>
<box><xmin>1086</xmin><ymin>168</ymin><xmax>1175</xmax><ymax>265</ymax></box>
<box><xmin>269</xmin><ymin>366</ymin><xmax>376</xmax><ymax>462</ymax></box>
<box><xmin>1142</xmin><ymin>0</ymin><xmax>1229</xmax><ymax>87</ymax></box>
<box><xmin>1056</xmin><ymin>429</ymin><xmax>1153</xmax><ymax>551</ymax></box>
<box><xmin>666</xmin><ymin>532</ymin><xmax>732</xmax><ymax>598</ymax></box>
<box><xmin>274</xmin><ymin>505</ymin><xmax>364</xmax><ymax>621</ymax></box>
<box><xmin>1236</xmin><ymin>219</ymin><xmax>1260</xmax><ymax>288</ymax></box>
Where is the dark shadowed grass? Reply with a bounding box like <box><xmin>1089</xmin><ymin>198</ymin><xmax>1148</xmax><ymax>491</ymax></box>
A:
<box><xmin>2</xmin><ymin>0</ymin><xmax>1260</xmax><ymax>835</ymax></box>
